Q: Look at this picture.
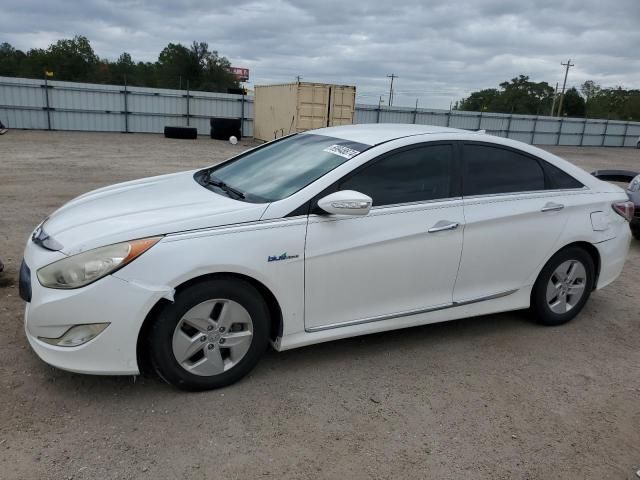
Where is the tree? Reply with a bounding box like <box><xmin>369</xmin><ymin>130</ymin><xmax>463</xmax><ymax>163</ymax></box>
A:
<box><xmin>458</xmin><ymin>76</ymin><xmax>554</xmax><ymax>115</ymax></box>
<box><xmin>560</xmin><ymin>87</ymin><xmax>585</xmax><ymax>117</ymax></box>
<box><xmin>0</xmin><ymin>37</ymin><xmax>238</xmax><ymax>93</ymax></box>
<box><xmin>498</xmin><ymin>75</ymin><xmax>554</xmax><ymax>114</ymax></box>
<box><xmin>45</xmin><ymin>35</ymin><xmax>99</xmax><ymax>81</ymax></box>
<box><xmin>156</xmin><ymin>41</ymin><xmax>237</xmax><ymax>91</ymax></box>
<box><xmin>457</xmin><ymin>88</ymin><xmax>501</xmax><ymax>112</ymax></box>
<box><xmin>157</xmin><ymin>42</ymin><xmax>199</xmax><ymax>88</ymax></box>
<box><xmin>457</xmin><ymin>76</ymin><xmax>640</xmax><ymax>120</ymax></box>
<box><xmin>581</xmin><ymin>80</ymin><xmax>600</xmax><ymax>117</ymax></box>
<box><xmin>576</xmin><ymin>81</ymin><xmax>640</xmax><ymax>121</ymax></box>
<box><xmin>0</xmin><ymin>42</ymin><xmax>26</xmax><ymax>76</ymax></box>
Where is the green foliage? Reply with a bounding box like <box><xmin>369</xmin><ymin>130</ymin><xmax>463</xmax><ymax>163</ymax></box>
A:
<box><xmin>459</xmin><ymin>76</ymin><xmax>555</xmax><ymax>115</ymax></box>
<box><xmin>581</xmin><ymin>82</ymin><xmax>640</xmax><ymax>121</ymax></box>
<box><xmin>458</xmin><ymin>76</ymin><xmax>639</xmax><ymax>120</ymax></box>
<box><xmin>560</xmin><ymin>87</ymin><xmax>585</xmax><ymax>117</ymax></box>
<box><xmin>0</xmin><ymin>36</ymin><xmax>238</xmax><ymax>92</ymax></box>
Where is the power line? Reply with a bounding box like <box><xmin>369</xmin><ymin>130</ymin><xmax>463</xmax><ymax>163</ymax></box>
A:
<box><xmin>387</xmin><ymin>73</ymin><xmax>397</xmax><ymax>106</ymax></box>
<box><xmin>556</xmin><ymin>59</ymin><xmax>575</xmax><ymax>117</ymax></box>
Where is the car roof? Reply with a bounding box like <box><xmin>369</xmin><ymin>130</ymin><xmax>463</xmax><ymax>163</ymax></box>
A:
<box><xmin>304</xmin><ymin>123</ymin><xmax>470</xmax><ymax>145</ymax></box>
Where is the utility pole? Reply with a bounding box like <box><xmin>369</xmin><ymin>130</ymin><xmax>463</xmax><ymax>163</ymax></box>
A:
<box><xmin>387</xmin><ymin>73</ymin><xmax>397</xmax><ymax>106</ymax></box>
<box><xmin>550</xmin><ymin>82</ymin><xmax>558</xmax><ymax>116</ymax></box>
<box><xmin>556</xmin><ymin>59</ymin><xmax>574</xmax><ymax>117</ymax></box>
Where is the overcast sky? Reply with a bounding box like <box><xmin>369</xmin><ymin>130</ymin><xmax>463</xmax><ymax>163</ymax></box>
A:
<box><xmin>2</xmin><ymin>0</ymin><xmax>639</xmax><ymax>108</ymax></box>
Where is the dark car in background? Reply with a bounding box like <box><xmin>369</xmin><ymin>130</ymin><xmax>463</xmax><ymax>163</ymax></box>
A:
<box><xmin>592</xmin><ymin>169</ymin><xmax>640</xmax><ymax>239</ymax></box>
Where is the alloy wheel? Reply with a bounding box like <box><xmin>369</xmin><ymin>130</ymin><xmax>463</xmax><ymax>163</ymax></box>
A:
<box><xmin>172</xmin><ymin>299</ymin><xmax>254</xmax><ymax>376</ymax></box>
<box><xmin>545</xmin><ymin>259</ymin><xmax>587</xmax><ymax>314</ymax></box>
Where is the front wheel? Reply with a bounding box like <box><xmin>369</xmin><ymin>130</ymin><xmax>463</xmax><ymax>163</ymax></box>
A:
<box><xmin>149</xmin><ymin>278</ymin><xmax>270</xmax><ymax>391</ymax></box>
<box><xmin>530</xmin><ymin>247</ymin><xmax>595</xmax><ymax>326</ymax></box>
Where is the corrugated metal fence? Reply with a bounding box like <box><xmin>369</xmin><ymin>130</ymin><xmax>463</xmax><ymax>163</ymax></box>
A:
<box><xmin>2</xmin><ymin>76</ymin><xmax>639</xmax><ymax>147</ymax></box>
<box><xmin>0</xmin><ymin>76</ymin><xmax>254</xmax><ymax>137</ymax></box>
<box><xmin>354</xmin><ymin>104</ymin><xmax>640</xmax><ymax>147</ymax></box>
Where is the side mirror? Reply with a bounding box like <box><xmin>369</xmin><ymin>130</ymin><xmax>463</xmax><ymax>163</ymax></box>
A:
<box><xmin>317</xmin><ymin>190</ymin><xmax>372</xmax><ymax>216</ymax></box>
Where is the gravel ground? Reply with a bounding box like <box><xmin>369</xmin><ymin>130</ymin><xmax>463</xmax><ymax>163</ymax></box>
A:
<box><xmin>1</xmin><ymin>130</ymin><xmax>639</xmax><ymax>479</ymax></box>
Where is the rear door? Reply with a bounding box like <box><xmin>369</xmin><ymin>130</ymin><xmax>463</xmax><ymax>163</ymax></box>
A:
<box><xmin>304</xmin><ymin>142</ymin><xmax>464</xmax><ymax>331</ymax></box>
<box><xmin>453</xmin><ymin>142</ymin><xmax>576</xmax><ymax>303</ymax></box>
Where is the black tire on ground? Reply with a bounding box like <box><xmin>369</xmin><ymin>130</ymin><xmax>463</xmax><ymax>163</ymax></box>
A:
<box><xmin>210</xmin><ymin>127</ymin><xmax>242</xmax><ymax>140</ymax></box>
<box><xmin>210</xmin><ymin>117</ymin><xmax>241</xmax><ymax>129</ymax></box>
<box><xmin>530</xmin><ymin>246</ymin><xmax>595</xmax><ymax>326</ymax></box>
<box><xmin>631</xmin><ymin>224</ymin><xmax>640</xmax><ymax>240</ymax></box>
<box><xmin>149</xmin><ymin>278</ymin><xmax>270</xmax><ymax>391</ymax></box>
<box><xmin>164</xmin><ymin>126</ymin><xmax>198</xmax><ymax>140</ymax></box>
<box><xmin>210</xmin><ymin>118</ymin><xmax>242</xmax><ymax>140</ymax></box>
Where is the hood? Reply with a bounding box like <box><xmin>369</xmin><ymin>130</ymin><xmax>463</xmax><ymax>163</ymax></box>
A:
<box><xmin>41</xmin><ymin>170</ymin><xmax>268</xmax><ymax>254</ymax></box>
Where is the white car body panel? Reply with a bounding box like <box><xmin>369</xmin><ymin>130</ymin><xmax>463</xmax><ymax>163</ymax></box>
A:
<box><xmin>304</xmin><ymin>200</ymin><xmax>464</xmax><ymax>330</ymax></box>
<box><xmin>455</xmin><ymin>190</ymin><xmax>574</xmax><ymax>302</ymax></box>
<box><xmin>45</xmin><ymin>170</ymin><xmax>268</xmax><ymax>254</ymax></box>
<box><xmin>21</xmin><ymin>124</ymin><xmax>632</xmax><ymax>375</ymax></box>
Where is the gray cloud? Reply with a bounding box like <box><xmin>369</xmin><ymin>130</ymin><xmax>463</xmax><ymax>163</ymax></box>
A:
<box><xmin>2</xmin><ymin>0</ymin><xmax>639</xmax><ymax>108</ymax></box>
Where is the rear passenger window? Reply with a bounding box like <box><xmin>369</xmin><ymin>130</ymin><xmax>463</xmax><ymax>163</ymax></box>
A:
<box><xmin>543</xmin><ymin>162</ymin><xmax>584</xmax><ymax>189</ymax></box>
<box><xmin>463</xmin><ymin>144</ymin><xmax>545</xmax><ymax>196</ymax></box>
<box><xmin>339</xmin><ymin>144</ymin><xmax>453</xmax><ymax>206</ymax></box>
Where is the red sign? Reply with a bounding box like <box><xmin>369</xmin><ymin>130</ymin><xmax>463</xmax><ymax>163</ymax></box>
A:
<box><xmin>229</xmin><ymin>67</ymin><xmax>249</xmax><ymax>82</ymax></box>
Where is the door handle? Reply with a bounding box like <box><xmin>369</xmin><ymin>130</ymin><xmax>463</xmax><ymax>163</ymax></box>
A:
<box><xmin>541</xmin><ymin>202</ymin><xmax>565</xmax><ymax>212</ymax></box>
<box><xmin>428</xmin><ymin>221</ymin><xmax>460</xmax><ymax>233</ymax></box>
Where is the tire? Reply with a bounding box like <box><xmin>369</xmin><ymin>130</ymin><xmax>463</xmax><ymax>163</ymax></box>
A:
<box><xmin>149</xmin><ymin>278</ymin><xmax>270</xmax><ymax>391</ymax></box>
<box><xmin>164</xmin><ymin>126</ymin><xmax>198</xmax><ymax>140</ymax></box>
<box><xmin>631</xmin><ymin>225</ymin><xmax>640</xmax><ymax>240</ymax></box>
<box><xmin>210</xmin><ymin>128</ymin><xmax>242</xmax><ymax>140</ymax></box>
<box><xmin>210</xmin><ymin>118</ymin><xmax>242</xmax><ymax>140</ymax></box>
<box><xmin>210</xmin><ymin>117</ymin><xmax>241</xmax><ymax>129</ymax></box>
<box><xmin>530</xmin><ymin>247</ymin><xmax>595</xmax><ymax>326</ymax></box>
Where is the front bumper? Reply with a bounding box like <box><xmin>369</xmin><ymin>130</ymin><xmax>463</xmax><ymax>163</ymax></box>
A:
<box><xmin>22</xmin><ymin>241</ymin><xmax>171</xmax><ymax>375</ymax></box>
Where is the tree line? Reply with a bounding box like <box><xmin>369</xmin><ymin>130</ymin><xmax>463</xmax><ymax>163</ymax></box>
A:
<box><xmin>0</xmin><ymin>36</ymin><xmax>239</xmax><ymax>92</ymax></box>
<box><xmin>456</xmin><ymin>75</ymin><xmax>640</xmax><ymax>121</ymax></box>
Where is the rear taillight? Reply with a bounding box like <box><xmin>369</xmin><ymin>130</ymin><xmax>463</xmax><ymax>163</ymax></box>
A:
<box><xmin>612</xmin><ymin>201</ymin><xmax>635</xmax><ymax>222</ymax></box>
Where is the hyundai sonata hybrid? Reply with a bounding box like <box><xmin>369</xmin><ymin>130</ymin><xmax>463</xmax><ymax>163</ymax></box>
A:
<box><xmin>20</xmin><ymin>124</ymin><xmax>633</xmax><ymax>390</ymax></box>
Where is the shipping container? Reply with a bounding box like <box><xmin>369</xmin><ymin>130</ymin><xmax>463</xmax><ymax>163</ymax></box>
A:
<box><xmin>254</xmin><ymin>82</ymin><xmax>356</xmax><ymax>141</ymax></box>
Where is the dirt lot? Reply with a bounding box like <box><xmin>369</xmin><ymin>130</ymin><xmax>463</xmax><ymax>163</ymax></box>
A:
<box><xmin>1</xmin><ymin>130</ymin><xmax>639</xmax><ymax>479</ymax></box>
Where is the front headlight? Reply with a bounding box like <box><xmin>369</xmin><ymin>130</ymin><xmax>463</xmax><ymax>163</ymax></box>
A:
<box><xmin>37</xmin><ymin>237</ymin><xmax>160</xmax><ymax>289</ymax></box>
<box><xmin>628</xmin><ymin>175</ymin><xmax>640</xmax><ymax>192</ymax></box>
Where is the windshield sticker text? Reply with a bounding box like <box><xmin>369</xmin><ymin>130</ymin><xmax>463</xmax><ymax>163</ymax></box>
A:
<box><xmin>323</xmin><ymin>144</ymin><xmax>361</xmax><ymax>159</ymax></box>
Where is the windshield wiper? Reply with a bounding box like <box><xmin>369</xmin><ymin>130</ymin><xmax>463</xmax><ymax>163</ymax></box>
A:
<box><xmin>205</xmin><ymin>175</ymin><xmax>245</xmax><ymax>200</ymax></box>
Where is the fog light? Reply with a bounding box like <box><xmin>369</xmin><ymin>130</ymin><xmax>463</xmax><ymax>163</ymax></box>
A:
<box><xmin>38</xmin><ymin>323</ymin><xmax>109</xmax><ymax>347</ymax></box>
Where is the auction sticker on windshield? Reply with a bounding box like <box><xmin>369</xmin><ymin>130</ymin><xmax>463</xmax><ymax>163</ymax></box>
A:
<box><xmin>323</xmin><ymin>144</ymin><xmax>361</xmax><ymax>159</ymax></box>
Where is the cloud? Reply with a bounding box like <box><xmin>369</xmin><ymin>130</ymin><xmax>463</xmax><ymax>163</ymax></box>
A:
<box><xmin>2</xmin><ymin>0</ymin><xmax>639</xmax><ymax>108</ymax></box>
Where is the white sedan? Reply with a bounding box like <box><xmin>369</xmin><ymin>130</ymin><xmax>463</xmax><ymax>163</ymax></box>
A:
<box><xmin>20</xmin><ymin>124</ymin><xmax>633</xmax><ymax>390</ymax></box>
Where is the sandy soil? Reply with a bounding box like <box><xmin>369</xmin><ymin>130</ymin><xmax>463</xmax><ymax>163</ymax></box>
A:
<box><xmin>1</xmin><ymin>130</ymin><xmax>639</xmax><ymax>479</ymax></box>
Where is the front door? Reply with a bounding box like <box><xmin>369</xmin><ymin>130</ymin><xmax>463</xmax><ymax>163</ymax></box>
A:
<box><xmin>304</xmin><ymin>143</ymin><xmax>464</xmax><ymax>331</ymax></box>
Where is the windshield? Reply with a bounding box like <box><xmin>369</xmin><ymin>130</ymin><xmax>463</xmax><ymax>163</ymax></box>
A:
<box><xmin>199</xmin><ymin>134</ymin><xmax>371</xmax><ymax>202</ymax></box>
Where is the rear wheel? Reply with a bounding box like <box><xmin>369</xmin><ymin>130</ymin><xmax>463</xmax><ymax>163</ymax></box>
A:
<box><xmin>149</xmin><ymin>278</ymin><xmax>269</xmax><ymax>390</ymax></box>
<box><xmin>631</xmin><ymin>224</ymin><xmax>640</xmax><ymax>240</ymax></box>
<box><xmin>531</xmin><ymin>247</ymin><xmax>595</xmax><ymax>326</ymax></box>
